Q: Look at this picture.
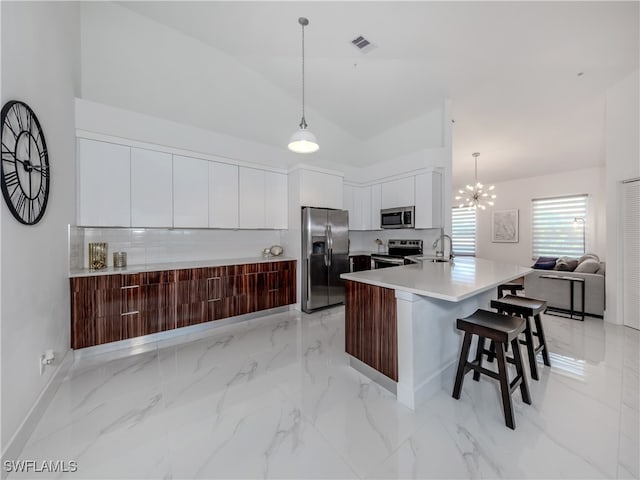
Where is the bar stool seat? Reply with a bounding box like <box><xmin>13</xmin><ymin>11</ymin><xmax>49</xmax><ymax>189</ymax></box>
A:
<box><xmin>490</xmin><ymin>294</ymin><xmax>551</xmax><ymax>381</ymax></box>
<box><xmin>452</xmin><ymin>309</ymin><xmax>531</xmax><ymax>430</ymax></box>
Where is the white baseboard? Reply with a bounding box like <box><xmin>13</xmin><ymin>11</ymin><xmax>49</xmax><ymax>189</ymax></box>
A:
<box><xmin>412</xmin><ymin>357</ymin><xmax>457</xmax><ymax>408</ymax></box>
<box><xmin>1</xmin><ymin>350</ymin><xmax>74</xmax><ymax>479</ymax></box>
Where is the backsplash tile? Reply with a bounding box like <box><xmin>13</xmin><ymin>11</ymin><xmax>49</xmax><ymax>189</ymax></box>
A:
<box><xmin>70</xmin><ymin>227</ymin><xmax>283</xmax><ymax>269</ymax></box>
<box><xmin>349</xmin><ymin>228</ymin><xmax>443</xmax><ymax>255</ymax></box>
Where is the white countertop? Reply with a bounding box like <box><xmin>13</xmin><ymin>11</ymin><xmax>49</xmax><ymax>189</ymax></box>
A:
<box><xmin>69</xmin><ymin>256</ymin><xmax>296</xmax><ymax>278</ymax></box>
<box><xmin>341</xmin><ymin>257</ymin><xmax>532</xmax><ymax>302</ymax></box>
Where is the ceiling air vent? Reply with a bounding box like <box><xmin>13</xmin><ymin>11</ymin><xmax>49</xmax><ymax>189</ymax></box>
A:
<box><xmin>351</xmin><ymin>35</ymin><xmax>376</xmax><ymax>54</ymax></box>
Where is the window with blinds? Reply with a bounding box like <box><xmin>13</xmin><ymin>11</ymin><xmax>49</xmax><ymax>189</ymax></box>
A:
<box><xmin>452</xmin><ymin>207</ymin><xmax>476</xmax><ymax>256</ymax></box>
<box><xmin>531</xmin><ymin>195</ymin><xmax>587</xmax><ymax>258</ymax></box>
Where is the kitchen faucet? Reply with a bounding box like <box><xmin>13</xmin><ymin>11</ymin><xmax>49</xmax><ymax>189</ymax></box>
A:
<box><xmin>432</xmin><ymin>234</ymin><xmax>454</xmax><ymax>261</ymax></box>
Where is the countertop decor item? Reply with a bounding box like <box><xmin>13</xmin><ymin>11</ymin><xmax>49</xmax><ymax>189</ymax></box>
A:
<box><xmin>262</xmin><ymin>247</ymin><xmax>271</xmax><ymax>258</ymax></box>
<box><xmin>270</xmin><ymin>245</ymin><xmax>284</xmax><ymax>256</ymax></box>
<box><xmin>287</xmin><ymin>17</ymin><xmax>319</xmax><ymax>154</ymax></box>
<box><xmin>88</xmin><ymin>242</ymin><xmax>107</xmax><ymax>270</ymax></box>
<box><xmin>113</xmin><ymin>252</ymin><xmax>127</xmax><ymax>268</ymax></box>
<box><xmin>0</xmin><ymin>100</ymin><xmax>50</xmax><ymax>225</ymax></box>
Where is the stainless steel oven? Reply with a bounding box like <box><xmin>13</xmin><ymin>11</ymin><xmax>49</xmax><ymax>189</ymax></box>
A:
<box><xmin>381</xmin><ymin>206</ymin><xmax>415</xmax><ymax>229</ymax></box>
<box><xmin>371</xmin><ymin>239</ymin><xmax>422</xmax><ymax>269</ymax></box>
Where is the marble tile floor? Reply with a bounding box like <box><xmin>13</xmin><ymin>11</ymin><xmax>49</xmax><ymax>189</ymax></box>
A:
<box><xmin>10</xmin><ymin>307</ymin><xmax>639</xmax><ymax>479</ymax></box>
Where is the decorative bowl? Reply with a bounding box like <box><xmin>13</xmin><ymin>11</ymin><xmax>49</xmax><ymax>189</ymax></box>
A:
<box><xmin>270</xmin><ymin>245</ymin><xmax>284</xmax><ymax>256</ymax></box>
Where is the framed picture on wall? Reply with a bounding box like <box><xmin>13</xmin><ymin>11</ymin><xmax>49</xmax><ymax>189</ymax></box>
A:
<box><xmin>492</xmin><ymin>209</ymin><xmax>519</xmax><ymax>243</ymax></box>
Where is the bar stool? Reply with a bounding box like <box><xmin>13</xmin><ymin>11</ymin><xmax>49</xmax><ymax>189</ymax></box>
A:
<box><xmin>490</xmin><ymin>295</ymin><xmax>551</xmax><ymax>381</ymax></box>
<box><xmin>452</xmin><ymin>309</ymin><xmax>531</xmax><ymax>430</ymax></box>
<box><xmin>497</xmin><ymin>282</ymin><xmax>524</xmax><ymax>298</ymax></box>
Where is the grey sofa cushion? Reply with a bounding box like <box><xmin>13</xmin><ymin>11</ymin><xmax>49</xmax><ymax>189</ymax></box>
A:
<box><xmin>579</xmin><ymin>253</ymin><xmax>600</xmax><ymax>264</ymax></box>
<box><xmin>575</xmin><ymin>259</ymin><xmax>600</xmax><ymax>273</ymax></box>
<box><xmin>555</xmin><ymin>257</ymin><xmax>579</xmax><ymax>271</ymax></box>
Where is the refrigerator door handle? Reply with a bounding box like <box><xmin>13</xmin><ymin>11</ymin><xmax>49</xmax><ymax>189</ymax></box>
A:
<box><xmin>307</xmin><ymin>258</ymin><xmax>312</xmax><ymax>301</ymax></box>
<box><xmin>324</xmin><ymin>225</ymin><xmax>329</xmax><ymax>267</ymax></box>
<box><xmin>328</xmin><ymin>224</ymin><xmax>333</xmax><ymax>267</ymax></box>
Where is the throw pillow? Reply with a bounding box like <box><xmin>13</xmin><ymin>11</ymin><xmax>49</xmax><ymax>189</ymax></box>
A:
<box><xmin>579</xmin><ymin>253</ymin><xmax>599</xmax><ymax>264</ymax></box>
<box><xmin>532</xmin><ymin>257</ymin><xmax>558</xmax><ymax>270</ymax></box>
<box><xmin>555</xmin><ymin>257</ymin><xmax>578</xmax><ymax>271</ymax></box>
<box><xmin>574</xmin><ymin>259</ymin><xmax>600</xmax><ymax>273</ymax></box>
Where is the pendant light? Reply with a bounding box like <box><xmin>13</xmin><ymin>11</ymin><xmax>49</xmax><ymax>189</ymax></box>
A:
<box><xmin>288</xmin><ymin>17</ymin><xmax>319</xmax><ymax>154</ymax></box>
<box><xmin>455</xmin><ymin>152</ymin><xmax>496</xmax><ymax>210</ymax></box>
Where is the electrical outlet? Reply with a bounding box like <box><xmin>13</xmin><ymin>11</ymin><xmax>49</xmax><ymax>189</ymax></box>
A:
<box><xmin>39</xmin><ymin>355</ymin><xmax>45</xmax><ymax>376</ymax></box>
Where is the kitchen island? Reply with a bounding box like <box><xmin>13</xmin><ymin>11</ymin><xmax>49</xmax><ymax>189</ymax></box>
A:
<box><xmin>341</xmin><ymin>257</ymin><xmax>532</xmax><ymax>410</ymax></box>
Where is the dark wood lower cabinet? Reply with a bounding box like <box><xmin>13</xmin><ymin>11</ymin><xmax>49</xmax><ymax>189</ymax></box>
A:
<box><xmin>351</xmin><ymin>255</ymin><xmax>372</xmax><ymax>272</ymax></box>
<box><xmin>71</xmin><ymin>260</ymin><xmax>296</xmax><ymax>349</ymax></box>
<box><xmin>345</xmin><ymin>280</ymin><xmax>398</xmax><ymax>381</ymax></box>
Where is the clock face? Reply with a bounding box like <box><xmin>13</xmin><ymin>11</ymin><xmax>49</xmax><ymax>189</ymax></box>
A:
<box><xmin>1</xmin><ymin>100</ymin><xmax>50</xmax><ymax>225</ymax></box>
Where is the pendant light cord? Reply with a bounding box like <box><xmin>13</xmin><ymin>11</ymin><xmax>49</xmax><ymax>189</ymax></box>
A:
<box><xmin>300</xmin><ymin>21</ymin><xmax>307</xmax><ymax>129</ymax></box>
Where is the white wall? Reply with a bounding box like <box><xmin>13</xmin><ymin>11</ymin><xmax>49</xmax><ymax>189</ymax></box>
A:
<box><xmin>605</xmin><ymin>69</ymin><xmax>640</xmax><ymax>325</ymax></box>
<box><xmin>79</xmin><ymin>1</ymin><xmax>359</xmax><ymax>169</ymax></box>
<box><xmin>474</xmin><ymin>166</ymin><xmax>607</xmax><ymax>267</ymax></box>
<box><xmin>1</xmin><ymin>1</ymin><xmax>80</xmax><ymax>454</ymax></box>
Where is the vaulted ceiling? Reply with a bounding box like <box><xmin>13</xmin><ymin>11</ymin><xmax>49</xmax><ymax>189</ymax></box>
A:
<box><xmin>119</xmin><ymin>1</ymin><xmax>638</xmax><ymax>186</ymax></box>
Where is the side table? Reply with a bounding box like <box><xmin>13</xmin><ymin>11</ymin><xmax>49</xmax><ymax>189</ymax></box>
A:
<box><xmin>539</xmin><ymin>274</ymin><xmax>585</xmax><ymax>321</ymax></box>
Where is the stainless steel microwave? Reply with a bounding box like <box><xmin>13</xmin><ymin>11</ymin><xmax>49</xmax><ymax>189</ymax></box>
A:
<box><xmin>380</xmin><ymin>206</ymin><xmax>415</xmax><ymax>229</ymax></box>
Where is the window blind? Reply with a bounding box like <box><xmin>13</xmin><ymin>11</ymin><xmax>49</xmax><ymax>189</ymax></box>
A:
<box><xmin>532</xmin><ymin>195</ymin><xmax>587</xmax><ymax>258</ymax></box>
<box><xmin>452</xmin><ymin>207</ymin><xmax>476</xmax><ymax>256</ymax></box>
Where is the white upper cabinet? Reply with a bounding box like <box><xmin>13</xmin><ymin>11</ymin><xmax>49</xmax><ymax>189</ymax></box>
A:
<box><xmin>343</xmin><ymin>184</ymin><xmax>355</xmax><ymax>229</ymax></box>
<box><xmin>209</xmin><ymin>161</ymin><xmax>238</xmax><ymax>229</ymax></box>
<box><xmin>239</xmin><ymin>167</ymin><xmax>266</xmax><ymax>228</ymax></box>
<box><xmin>265</xmin><ymin>171</ymin><xmax>288</xmax><ymax>230</ymax></box>
<box><xmin>173</xmin><ymin>155</ymin><xmax>209</xmax><ymax>228</ymax></box>
<box><xmin>299</xmin><ymin>170</ymin><xmax>343</xmax><ymax>209</ymax></box>
<box><xmin>343</xmin><ymin>184</ymin><xmax>373</xmax><ymax>231</ymax></box>
<box><xmin>414</xmin><ymin>171</ymin><xmax>443</xmax><ymax>229</ymax></box>
<box><xmin>381</xmin><ymin>176</ymin><xmax>415</xmax><ymax>209</ymax></box>
<box><xmin>370</xmin><ymin>183</ymin><xmax>382</xmax><ymax>230</ymax></box>
<box><xmin>130</xmin><ymin>148</ymin><xmax>173</xmax><ymax>228</ymax></box>
<box><xmin>77</xmin><ymin>138</ymin><xmax>131</xmax><ymax>227</ymax></box>
<box><xmin>239</xmin><ymin>167</ymin><xmax>287</xmax><ymax>229</ymax></box>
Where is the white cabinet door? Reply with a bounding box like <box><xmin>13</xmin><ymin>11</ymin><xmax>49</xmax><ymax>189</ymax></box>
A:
<box><xmin>173</xmin><ymin>155</ymin><xmax>209</xmax><ymax>228</ymax></box>
<box><xmin>130</xmin><ymin>148</ymin><xmax>173</xmax><ymax>227</ymax></box>
<box><xmin>343</xmin><ymin>184</ymin><xmax>355</xmax><ymax>229</ymax></box>
<box><xmin>209</xmin><ymin>161</ymin><xmax>238</xmax><ymax>228</ymax></box>
<box><xmin>370</xmin><ymin>183</ymin><xmax>382</xmax><ymax>230</ymax></box>
<box><xmin>300</xmin><ymin>170</ymin><xmax>343</xmax><ymax>209</ymax></box>
<box><xmin>239</xmin><ymin>167</ymin><xmax>266</xmax><ymax>228</ymax></box>
<box><xmin>77</xmin><ymin>138</ymin><xmax>131</xmax><ymax>227</ymax></box>
<box><xmin>344</xmin><ymin>185</ymin><xmax>373</xmax><ymax>230</ymax></box>
<box><xmin>414</xmin><ymin>171</ymin><xmax>443</xmax><ymax>229</ymax></box>
<box><xmin>357</xmin><ymin>186</ymin><xmax>372</xmax><ymax>230</ymax></box>
<box><xmin>265</xmin><ymin>171</ymin><xmax>288</xmax><ymax>229</ymax></box>
<box><xmin>381</xmin><ymin>176</ymin><xmax>415</xmax><ymax>209</ymax></box>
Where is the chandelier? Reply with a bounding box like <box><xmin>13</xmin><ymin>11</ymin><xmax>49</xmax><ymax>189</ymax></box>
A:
<box><xmin>455</xmin><ymin>152</ymin><xmax>496</xmax><ymax>210</ymax></box>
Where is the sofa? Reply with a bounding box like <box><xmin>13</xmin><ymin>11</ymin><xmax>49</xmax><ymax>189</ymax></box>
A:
<box><xmin>524</xmin><ymin>254</ymin><xmax>605</xmax><ymax>318</ymax></box>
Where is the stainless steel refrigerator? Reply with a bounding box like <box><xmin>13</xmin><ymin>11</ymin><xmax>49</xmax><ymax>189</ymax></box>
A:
<box><xmin>302</xmin><ymin>207</ymin><xmax>350</xmax><ymax>313</ymax></box>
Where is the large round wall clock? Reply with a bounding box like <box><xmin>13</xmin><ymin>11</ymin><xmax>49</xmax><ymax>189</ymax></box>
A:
<box><xmin>1</xmin><ymin>100</ymin><xmax>50</xmax><ymax>225</ymax></box>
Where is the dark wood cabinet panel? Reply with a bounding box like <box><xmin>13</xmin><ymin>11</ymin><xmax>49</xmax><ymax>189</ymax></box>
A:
<box><xmin>71</xmin><ymin>260</ymin><xmax>296</xmax><ymax>349</ymax></box>
<box><xmin>351</xmin><ymin>255</ymin><xmax>372</xmax><ymax>272</ymax></box>
<box><xmin>70</xmin><ymin>276</ymin><xmax>122</xmax><ymax>348</ymax></box>
<box><xmin>345</xmin><ymin>280</ymin><xmax>397</xmax><ymax>381</ymax></box>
